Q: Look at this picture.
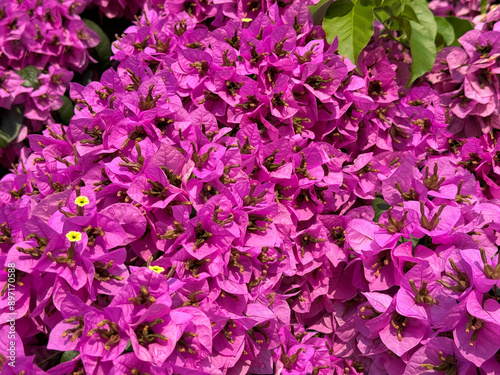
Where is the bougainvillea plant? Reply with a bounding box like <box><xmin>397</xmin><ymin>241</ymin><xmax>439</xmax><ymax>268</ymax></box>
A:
<box><xmin>0</xmin><ymin>0</ymin><xmax>500</xmax><ymax>374</ymax></box>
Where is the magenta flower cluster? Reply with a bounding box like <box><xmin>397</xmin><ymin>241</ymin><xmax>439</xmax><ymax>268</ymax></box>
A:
<box><xmin>0</xmin><ymin>0</ymin><xmax>100</xmax><ymax>165</ymax></box>
<box><xmin>429</xmin><ymin>0</ymin><xmax>483</xmax><ymax>20</ymax></box>
<box><xmin>90</xmin><ymin>0</ymin><xmax>144</xmax><ymax>19</ymax></box>
<box><xmin>429</xmin><ymin>5</ymin><xmax>500</xmax><ymax>139</ymax></box>
<box><xmin>0</xmin><ymin>0</ymin><xmax>500</xmax><ymax>374</ymax></box>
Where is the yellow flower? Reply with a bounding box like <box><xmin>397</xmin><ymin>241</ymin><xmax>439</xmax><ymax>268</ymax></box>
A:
<box><xmin>75</xmin><ymin>196</ymin><xmax>90</xmax><ymax>207</ymax></box>
<box><xmin>241</xmin><ymin>17</ymin><xmax>252</xmax><ymax>22</ymax></box>
<box><xmin>149</xmin><ymin>265</ymin><xmax>165</xmax><ymax>274</ymax></box>
<box><xmin>66</xmin><ymin>231</ymin><xmax>82</xmax><ymax>242</ymax></box>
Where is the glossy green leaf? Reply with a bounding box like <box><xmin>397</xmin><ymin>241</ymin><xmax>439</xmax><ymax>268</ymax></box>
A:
<box><xmin>398</xmin><ymin>235</ymin><xmax>419</xmax><ymax>248</ymax></box>
<box><xmin>445</xmin><ymin>16</ymin><xmax>473</xmax><ymax>46</ymax></box>
<box><xmin>309</xmin><ymin>0</ymin><xmax>334</xmax><ymax>25</ymax></box>
<box><xmin>435</xmin><ymin>33</ymin><xmax>445</xmax><ymax>51</ymax></box>
<box><xmin>434</xmin><ymin>16</ymin><xmax>455</xmax><ymax>46</ymax></box>
<box><xmin>400</xmin><ymin>4</ymin><xmax>418</xmax><ymax>22</ymax></box>
<box><xmin>83</xmin><ymin>19</ymin><xmax>111</xmax><ymax>64</ymax></box>
<box><xmin>60</xmin><ymin>351</ymin><xmax>79</xmax><ymax>363</ymax></box>
<box><xmin>323</xmin><ymin>0</ymin><xmax>374</xmax><ymax>64</ymax></box>
<box><xmin>374</xmin><ymin>0</ymin><xmax>393</xmax><ymax>7</ymax></box>
<box><xmin>372</xmin><ymin>197</ymin><xmax>391</xmax><ymax>223</ymax></box>
<box><xmin>407</xmin><ymin>0</ymin><xmax>437</xmax><ymax>86</ymax></box>
<box><xmin>387</xmin><ymin>0</ymin><xmax>404</xmax><ymax>16</ymax></box>
<box><xmin>124</xmin><ymin>340</ymin><xmax>133</xmax><ymax>353</ymax></box>
<box><xmin>481</xmin><ymin>0</ymin><xmax>488</xmax><ymax>14</ymax></box>
<box><xmin>0</xmin><ymin>107</ymin><xmax>23</xmax><ymax>148</ymax></box>
<box><xmin>325</xmin><ymin>0</ymin><xmax>354</xmax><ymax>18</ymax></box>
<box><xmin>17</xmin><ymin>65</ymin><xmax>40</xmax><ymax>89</ymax></box>
<box><xmin>57</xmin><ymin>96</ymin><xmax>74</xmax><ymax>125</ymax></box>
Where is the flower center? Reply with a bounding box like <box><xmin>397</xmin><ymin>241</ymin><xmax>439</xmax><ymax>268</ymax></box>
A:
<box><xmin>300</xmin><ymin>234</ymin><xmax>325</xmax><ymax>258</ymax></box>
<box><xmin>273</xmin><ymin>37</ymin><xmax>289</xmax><ymax>57</ymax></box>
<box><xmin>182</xmin><ymin>290</ymin><xmax>203</xmax><ymax>307</ymax></box>
<box><xmin>248</xmin><ymin>321</ymin><xmax>270</xmax><ymax>344</ymax></box>
<box><xmin>409</xmin><ymin>279</ymin><xmax>439</xmax><ymax>306</ymax></box>
<box><xmin>420</xmin><ymin>351</ymin><xmax>457</xmax><ymax>374</ymax></box>
<box><xmin>235</xmin><ymin>94</ymin><xmax>260</xmax><ymax>109</ymax></box>
<box><xmin>139</xmin><ymin>85</ymin><xmax>161</xmax><ymax>111</ymax></box>
<box><xmin>465</xmin><ymin>312</ymin><xmax>485</xmax><ymax>346</ymax></box>
<box><xmin>419</xmin><ymin>202</ymin><xmax>446</xmax><ymax>231</ymax></box>
<box><xmin>379</xmin><ymin>208</ymin><xmax>408</xmax><ymax>234</ymax></box>
<box><xmin>175</xmin><ymin>332</ymin><xmax>199</xmax><ymax>355</ymax></box>
<box><xmin>280</xmin><ymin>344</ymin><xmax>305</xmax><ymax>371</ymax></box>
<box><xmin>157</xmin><ymin>221</ymin><xmax>185</xmax><ymax>240</ymax></box>
<box><xmin>94</xmin><ymin>260</ymin><xmax>124</xmax><ymax>282</ymax></box>
<box><xmin>226</xmin><ymin>80</ymin><xmax>243</xmax><ymax>96</ymax></box>
<box><xmin>358</xmin><ymin>305</ymin><xmax>382</xmax><ymax>320</ymax></box>
<box><xmin>391</xmin><ymin>312</ymin><xmax>410</xmax><ymax>341</ymax></box>
<box><xmin>189</xmin><ymin>60</ymin><xmax>209</xmax><ymax>76</ymax></box>
<box><xmin>372</xmin><ymin>250</ymin><xmax>391</xmax><ymax>277</ymax></box>
<box><xmin>185</xmin><ymin>258</ymin><xmax>210</xmax><ymax>278</ymax></box>
<box><xmin>394</xmin><ymin>182</ymin><xmax>419</xmax><ymax>201</ymax></box>
<box><xmin>66</xmin><ymin>231</ymin><xmax>82</xmax><ymax>242</ymax></box>
<box><xmin>87</xmin><ymin>319</ymin><xmax>121</xmax><ymax>350</ymax></box>
<box><xmin>0</xmin><ymin>223</ymin><xmax>12</xmax><ymax>243</ymax></box>
<box><xmin>331</xmin><ymin>226</ymin><xmax>346</xmax><ymax>247</ymax></box>
<box><xmin>121</xmin><ymin>126</ymin><xmax>147</xmax><ymax>149</ymax></box>
<box><xmin>306</xmin><ymin>75</ymin><xmax>333</xmax><ymax>90</ymax></box>
<box><xmin>423</xmin><ymin>163</ymin><xmax>446</xmax><ymax>191</ymax></box>
<box><xmin>201</xmin><ymin>182</ymin><xmax>219</xmax><ymax>201</ymax></box>
<box><xmin>81</xmin><ymin>125</ymin><xmax>104</xmax><ymax>145</ymax></box>
<box><xmin>229</xmin><ymin>248</ymin><xmax>251</xmax><ymax>273</ymax></box>
<box><xmin>135</xmin><ymin>319</ymin><xmax>168</xmax><ymax>345</ymax></box>
<box><xmin>437</xmin><ymin>258</ymin><xmax>470</xmax><ymax>292</ymax></box>
<box><xmin>62</xmin><ymin>316</ymin><xmax>85</xmax><ymax>342</ymax></box>
<box><xmin>83</xmin><ymin>226</ymin><xmax>104</xmax><ymax>247</ymax></box>
<box><xmin>192</xmin><ymin>143</ymin><xmax>216</xmax><ymax>169</ymax></box>
<box><xmin>142</xmin><ymin>179</ymin><xmax>169</xmax><ymax>199</ymax></box>
<box><xmin>224</xmin><ymin>29</ymin><xmax>240</xmax><ymax>49</ymax></box>
<box><xmin>129</xmin><ymin>285</ymin><xmax>156</xmax><ymax>307</ymax></box>
<box><xmin>480</xmin><ymin>248</ymin><xmax>500</xmax><ymax>279</ymax></box>
<box><xmin>193</xmin><ymin>223</ymin><xmax>213</xmax><ymax>250</ymax></box>
<box><xmin>16</xmin><ymin>234</ymin><xmax>48</xmax><ymax>257</ymax></box>
<box><xmin>368</xmin><ymin>80</ymin><xmax>386</xmax><ymax>96</ymax></box>
<box><xmin>247</xmin><ymin>213</ymin><xmax>272</xmax><ymax>232</ymax></box>
<box><xmin>149</xmin><ymin>265</ymin><xmax>165</xmax><ymax>274</ymax></box>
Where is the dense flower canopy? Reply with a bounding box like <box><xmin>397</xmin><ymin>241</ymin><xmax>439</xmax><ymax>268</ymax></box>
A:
<box><xmin>0</xmin><ymin>0</ymin><xmax>500</xmax><ymax>374</ymax></box>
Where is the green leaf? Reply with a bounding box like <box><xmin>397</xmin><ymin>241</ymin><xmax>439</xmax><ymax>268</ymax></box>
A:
<box><xmin>323</xmin><ymin>0</ymin><xmax>375</xmax><ymax>64</ymax></box>
<box><xmin>445</xmin><ymin>16</ymin><xmax>473</xmax><ymax>46</ymax></box>
<box><xmin>383</xmin><ymin>0</ymin><xmax>416</xmax><ymax>17</ymax></box>
<box><xmin>376</xmin><ymin>7</ymin><xmax>391</xmax><ymax>23</ymax></box>
<box><xmin>83</xmin><ymin>19</ymin><xmax>111</xmax><ymax>64</ymax></box>
<box><xmin>434</xmin><ymin>16</ymin><xmax>455</xmax><ymax>46</ymax></box>
<box><xmin>372</xmin><ymin>197</ymin><xmax>391</xmax><ymax>223</ymax></box>
<box><xmin>79</xmin><ymin>69</ymin><xmax>95</xmax><ymax>86</ymax></box>
<box><xmin>400</xmin><ymin>4</ymin><xmax>418</xmax><ymax>22</ymax></box>
<box><xmin>398</xmin><ymin>235</ymin><xmax>419</xmax><ymax>248</ymax></box>
<box><xmin>374</xmin><ymin>0</ymin><xmax>393</xmax><ymax>7</ymax></box>
<box><xmin>17</xmin><ymin>66</ymin><xmax>41</xmax><ymax>89</ymax></box>
<box><xmin>401</xmin><ymin>17</ymin><xmax>412</xmax><ymax>39</ymax></box>
<box><xmin>0</xmin><ymin>107</ymin><xmax>23</xmax><ymax>148</ymax></box>
<box><xmin>309</xmin><ymin>0</ymin><xmax>335</xmax><ymax>25</ymax></box>
<box><xmin>124</xmin><ymin>340</ymin><xmax>133</xmax><ymax>353</ymax></box>
<box><xmin>57</xmin><ymin>96</ymin><xmax>74</xmax><ymax>125</ymax></box>
<box><xmin>325</xmin><ymin>0</ymin><xmax>354</xmax><ymax>18</ymax></box>
<box><xmin>406</xmin><ymin>0</ymin><xmax>437</xmax><ymax>86</ymax></box>
<box><xmin>481</xmin><ymin>0</ymin><xmax>488</xmax><ymax>14</ymax></box>
<box><xmin>387</xmin><ymin>0</ymin><xmax>404</xmax><ymax>16</ymax></box>
<box><xmin>359</xmin><ymin>0</ymin><xmax>372</xmax><ymax>5</ymax></box>
<box><xmin>434</xmin><ymin>33</ymin><xmax>445</xmax><ymax>52</ymax></box>
<box><xmin>60</xmin><ymin>351</ymin><xmax>79</xmax><ymax>363</ymax></box>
